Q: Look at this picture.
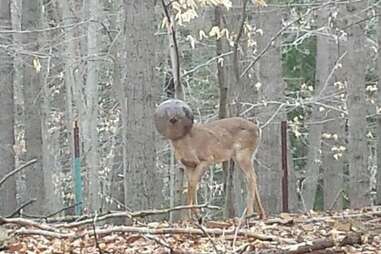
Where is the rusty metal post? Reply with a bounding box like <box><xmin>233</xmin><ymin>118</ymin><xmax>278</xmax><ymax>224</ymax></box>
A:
<box><xmin>73</xmin><ymin>121</ymin><xmax>83</xmax><ymax>215</ymax></box>
<box><xmin>281</xmin><ymin>121</ymin><xmax>289</xmax><ymax>212</ymax></box>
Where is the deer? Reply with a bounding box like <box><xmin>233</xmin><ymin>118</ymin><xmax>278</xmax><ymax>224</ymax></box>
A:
<box><xmin>154</xmin><ymin>99</ymin><xmax>267</xmax><ymax>219</ymax></box>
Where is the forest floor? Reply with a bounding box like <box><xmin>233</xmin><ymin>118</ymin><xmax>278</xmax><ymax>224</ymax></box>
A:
<box><xmin>1</xmin><ymin>205</ymin><xmax>381</xmax><ymax>254</ymax></box>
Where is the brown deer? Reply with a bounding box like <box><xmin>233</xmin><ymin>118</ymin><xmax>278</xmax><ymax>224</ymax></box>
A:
<box><xmin>154</xmin><ymin>99</ymin><xmax>266</xmax><ymax>219</ymax></box>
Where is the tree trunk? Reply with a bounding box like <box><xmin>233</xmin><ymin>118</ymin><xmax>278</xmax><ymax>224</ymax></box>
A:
<box><xmin>123</xmin><ymin>0</ymin><xmax>164</xmax><ymax>212</ymax></box>
<box><xmin>377</xmin><ymin>3</ymin><xmax>381</xmax><ymax>205</ymax></box>
<box><xmin>40</xmin><ymin>2</ymin><xmax>62</xmax><ymax>214</ymax></box>
<box><xmin>0</xmin><ymin>0</ymin><xmax>16</xmax><ymax>216</ymax></box>
<box><xmin>341</xmin><ymin>1</ymin><xmax>370</xmax><ymax>208</ymax></box>
<box><xmin>303</xmin><ymin>3</ymin><xmax>343</xmax><ymax>211</ymax></box>
<box><xmin>108</xmin><ymin>0</ymin><xmax>126</xmax><ymax>219</ymax></box>
<box><xmin>214</xmin><ymin>5</ymin><xmax>236</xmax><ymax>217</ymax></box>
<box><xmin>21</xmin><ymin>0</ymin><xmax>45</xmax><ymax>215</ymax></box>
<box><xmin>254</xmin><ymin>5</ymin><xmax>285</xmax><ymax>214</ymax></box>
<box><xmin>224</xmin><ymin>0</ymin><xmax>251</xmax><ymax>217</ymax></box>
<box><xmin>83</xmin><ymin>0</ymin><xmax>100</xmax><ymax>212</ymax></box>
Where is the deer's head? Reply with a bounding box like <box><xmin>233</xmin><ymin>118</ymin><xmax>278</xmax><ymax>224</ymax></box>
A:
<box><xmin>154</xmin><ymin>99</ymin><xmax>194</xmax><ymax>140</ymax></box>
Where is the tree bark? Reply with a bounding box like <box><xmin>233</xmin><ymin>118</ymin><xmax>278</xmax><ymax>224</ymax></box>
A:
<box><xmin>83</xmin><ymin>0</ymin><xmax>100</xmax><ymax>212</ymax></box>
<box><xmin>254</xmin><ymin>4</ymin><xmax>285</xmax><ymax>214</ymax></box>
<box><xmin>341</xmin><ymin>1</ymin><xmax>370</xmax><ymax>208</ymax></box>
<box><xmin>377</xmin><ymin>3</ymin><xmax>381</xmax><ymax>205</ymax></box>
<box><xmin>21</xmin><ymin>0</ymin><xmax>45</xmax><ymax>215</ymax></box>
<box><xmin>303</xmin><ymin>2</ymin><xmax>344</xmax><ymax>211</ymax></box>
<box><xmin>123</xmin><ymin>0</ymin><xmax>164</xmax><ymax>213</ymax></box>
<box><xmin>214</xmin><ymin>5</ymin><xmax>236</xmax><ymax>217</ymax></box>
<box><xmin>0</xmin><ymin>0</ymin><xmax>16</xmax><ymax>216</ymax></box>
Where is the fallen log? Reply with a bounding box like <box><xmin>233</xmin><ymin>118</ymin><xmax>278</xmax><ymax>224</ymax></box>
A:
<box><xmin>255</xmin><ymin>232</ymin><xmax>362</xmax><ymax>254</ymax></box>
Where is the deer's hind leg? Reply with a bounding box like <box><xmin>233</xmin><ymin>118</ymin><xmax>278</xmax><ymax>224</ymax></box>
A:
<box><xmin>234</xmin><ymin>149</ymin><xmax>266</xmax><ymax>219</ymax></box>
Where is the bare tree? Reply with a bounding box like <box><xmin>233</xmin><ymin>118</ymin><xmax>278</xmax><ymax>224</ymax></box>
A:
<box><xmin>0</xmin><ymin>0</ymin><xmax>16</xmax><ymax>216</ymax></box>
<box><xmin>376</xmin><ymin>3</ymin><xmax>381</xmax><ymax>205</ymax></box>
<box><xmin>21</xmin><ymin>0</ymin><xmax>46</xmax><ymax>215</ymax></box>
<box><xmin>341</xmin><ymin>1</ymin><xmax>370</xmax><ymax>208</ymax></box>
<box><xmin>83</xmin><ymin>0</ymin><xmax>101</xmax><ymax>212</ymax></box>
<box><xmin>302</xmin><ymin>2</ymin><xmax>344</xmax><ymax>211</ymax></box>
<box><xmin>254</xmin><ymin>5</ymin><xmax>286</xmax><ymax>214</ymax></box>
<box><xmin>123</xmin><ymin>0</ymin><xmax>164</xmax><ymax>212</ymax></box>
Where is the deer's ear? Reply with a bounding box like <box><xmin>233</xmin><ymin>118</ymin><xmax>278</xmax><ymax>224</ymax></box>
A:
<box><xmin>182</xmin><ymin>106</ymin><xmax>194</xmax><ymax>123</ymax></box>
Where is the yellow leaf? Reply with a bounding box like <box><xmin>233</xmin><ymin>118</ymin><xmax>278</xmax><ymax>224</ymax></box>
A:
<box><xmin>209</xmin><ymin>26</ymin><xmax>220</xmax><ymax>38</ymax></box>
<box><xmin>33</xmin><ymin>57</ymin><xmax>41</xmax><ymax>73</ymax></box>
<box><xmin>199</xmin><ymin>30</ymin><xmax>208</xmax><ymax>40</ymax></box>
<box><xmin>254</xmin><ymin>0</ymin><xmax>267</xmax><ymax>6</ymax></box>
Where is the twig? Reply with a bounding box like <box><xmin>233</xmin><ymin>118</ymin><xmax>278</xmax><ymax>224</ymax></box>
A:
<box><xmin>318</xmin><ymin>51</ymin><xmax>347</xmax><ymax>98</ymax></box>
<box><xmin>233</xmin><ymin>0</ymin><xmax>250</xmax><ymax>83</ymax></box>
<box><xmin>161</xmin><ymin>0</ymin><xmax>183</xmax><ymax>99</ymax></box>
<box><xmin>240</xmin><ymin>1</ymin><xmax>334</xmax><ymax>78</ymax></box>
<box><xmin>193</xmin><ymin>222</ymin><xmax>220</xmax><ymax>254</ymax></box>
<box><xmin>92</xmin><ymin>212</ymin><xmax>103</xmax><ymax>254</ymax></box>
<box><xmin>182</xmin><ymin>51</ymin><xmax>233</xmax><ymax>77</ymax></box>
<box><xmin>233</xmin><ymin>208</ymin><xmax>247</xmax><ymax>250</ymax></box>
<box><xmin>329</xmin><ymin>190</ymin><xmax>344</xmax><ymax>210</ymax></box>
<box><xmin>0</xmin><ymin>159</ymin><xmax>38</xmax><ymax>188</ymax></box>
<box><xmin>260</xmin><ymin>103</ymin><xmax>285</xmax><ymax>129</ymax></box>
<box><xmin>144</xmin><ymin>234</ymin><xmax>174</xmax><ymax>253</ymax></box>
<box><xmin>43</xmin><ymin>202</ymin><xmax>83</xmax><ymax>219</ymax></box>
<box><xmin>6</xmin><ymin>199</ymin><xmax>36</xmax><ymax>218</ymax></box>
<box><xmin>234</xmin><ymin>243</ymin><xmax>252</xmax><ymax>254</ymax></box>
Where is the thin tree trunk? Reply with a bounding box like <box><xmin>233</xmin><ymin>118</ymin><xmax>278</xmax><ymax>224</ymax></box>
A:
<box><xmin>303</xmin><ymin>3</ymin><xmax>342</xmax><ymax>210</ymax></box>
<box><xmin>21</xmin><ymin>0</ymin><xmax>45</xmax><ymax>215</ymax></box>
<box><xmin>108</xmin><ymin>0</ymin><xmax>126</xmax><ymax>219</ymax></box>
<box><xmin>255</xmin><ymin>5</ymin><xmax>285</xmax><ymax>214</ymax></box>
<box><xmin>214</xmin><ymin>5</ymin><xmax>235</xmax><ymax>217</ymax></box>
<box><xmin>161</xmin><ymin>0</ymin><xmax>185</xmax><ymax>221</ymax></box>
<box><xmin>341</xmin><ymin>1</ymin><xmax>370</xmax><ymax>208</ymax></box>
<box><xmin>0</xmin><ymin>0</ymin><xmax>16</xmax><ymax>216</ymax></box>
<box><xmin>84</xmin><ymin>0</ymin><xmax>100</xmax><ymax>212</ymax></box>
<box><xmin>377</xmin><ymin>3</ymin><xmax>381</xmax><ymax>205</ymax></box>
<box><xmin>224</xmin><ymin>0</ymin><xmax>251</xmax><ymax>217</ymax></box>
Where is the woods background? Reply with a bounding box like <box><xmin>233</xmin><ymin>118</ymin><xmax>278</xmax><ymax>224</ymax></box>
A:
<box><xmin>0</xmin><ymin>0</ymin><xmax>380</xmax><ymax>220</ymax></box>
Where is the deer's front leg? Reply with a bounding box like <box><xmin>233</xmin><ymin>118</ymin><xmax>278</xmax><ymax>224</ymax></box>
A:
<box><xmin>185</xmin><ymin>163</ymin><xmax>207</xmax><ymax>218</ymax></box>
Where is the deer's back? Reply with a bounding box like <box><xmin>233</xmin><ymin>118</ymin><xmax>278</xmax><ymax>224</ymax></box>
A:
<box><xmin>172</xmin><ymin>117</ymin><xmax>259</xmax><ymax>166</ymax></box>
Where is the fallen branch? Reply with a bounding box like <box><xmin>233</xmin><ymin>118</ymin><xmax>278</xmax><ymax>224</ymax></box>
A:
<box><xmin>89</xmin><ymin>226</ymin><xmax>295</xmax><ymax>243</ymax></box>
<box><xmin>57</xmin><ymin>203</ymin><xmax>220</xmax><ymax>228</ymax></box>
<box><xmin>12</xmin><ymin>223</ymin><xmax>295</xmax><ymax>243</ymax></box>
<box><xmin>302</xmin><ymin>209</ymin><xmax>381</xmax><ymax>224</ymax></box>
<box><xmin>13</xmin><ymin>228</ymin><xmax>74</xmax><ymax>239</ymax></box>
<box><xmin>256</xmin><ymin>232</ymin><xmax>362</xmax><ymax>254</ymax></box>
<box><xmin>0</xmin><ymin>216</ymin><xmax>56</xmax><ymax>232</ymax></box>
<box><xmin>0</xmin><ymin>159</ymin><xmax>38</xmax><ymax>188</ymax></box>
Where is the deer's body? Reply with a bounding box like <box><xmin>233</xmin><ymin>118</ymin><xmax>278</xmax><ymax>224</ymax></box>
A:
<box><xmin>170</xmin><ymin>117</ymin><xmax>266</xmax><ymax>219</ymax></box>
